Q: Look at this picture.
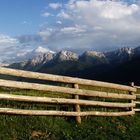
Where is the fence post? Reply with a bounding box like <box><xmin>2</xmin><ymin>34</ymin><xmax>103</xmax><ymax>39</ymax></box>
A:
<box><xmin>130</xmin><ymin>82</ymin><xmax>135</xmax><ymax>115</ymax></box>
<box><xmin>73</xmin><ymin>83</ymin><xmax>81</xmax><ymax>124</ymax></box>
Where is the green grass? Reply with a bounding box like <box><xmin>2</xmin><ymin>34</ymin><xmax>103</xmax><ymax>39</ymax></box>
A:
<box><xmin>0</xmin><ymin>115</ymin><xmax>140</xmax><ymax>140</ymax></box>
<box><xmin>0</xmin><ymin>86</ymin><xmax>140</xmax><ymax>140</ymax></box>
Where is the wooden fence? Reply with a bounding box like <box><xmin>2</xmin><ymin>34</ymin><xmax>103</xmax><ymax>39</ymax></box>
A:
<box><xmin>0</xmin><ymin>67</ymin><xmax>137</xmax><ymax>123</ymax></box>
<box><xmin>134</xmin><ymin>86</ymin><xmax>140</xmax><ymax>112</ymax></box>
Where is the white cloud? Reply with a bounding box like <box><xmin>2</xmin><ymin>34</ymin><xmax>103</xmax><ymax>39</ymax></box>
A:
<box><xmin>49</xmin><ymin>3</ymin><xmax>62</xmax><ymax>9</ymax></box>
<box><xmin>39</xmin><ymin>0</ymin><xmax>140</xmax><ymax>52</ymax></box>
<box><xmin>38</xmin><ymin>28</ymin><xmax>55</xmax><ymax>41</ymax></box>
<box><xmin>60</xmin><ymin>25</ymin><xmax>86</xmax><ymax>34</ymax></box>
<box><xmin>57</xmin><ymin>11</ymin><xmax>71</xmax><ymax>19</ymax></box>
<box><xmin>101</xmin><ymin>3</ymin><xmax>139</xmax><ymax>19</ymax></box>
<box><xmin>41</xmin><ymin>12</ymin><xmax>51</xmax><ymax>17</ymax></box>
<box><xmin>0</xmin><ymin>35</ymin><xmax>19</xmax><ymax>48</ymax></box>
<box><xmin>56</xmin><ymin>21</ymin><xmax>62</xmax><ymax>24</ymax></box>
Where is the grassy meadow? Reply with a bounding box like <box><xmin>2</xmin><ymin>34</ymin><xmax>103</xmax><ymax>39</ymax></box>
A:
<box><xmin>0</xmin><ymin>85</ymin><xmax>139</xmax><ymax>140</ymax></box>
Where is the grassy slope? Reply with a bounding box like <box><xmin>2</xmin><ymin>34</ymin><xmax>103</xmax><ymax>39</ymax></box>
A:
<box><xmin>0</xmin><ymin>87</ymin><xmax>140</xmax><ymax>140</ymax></box>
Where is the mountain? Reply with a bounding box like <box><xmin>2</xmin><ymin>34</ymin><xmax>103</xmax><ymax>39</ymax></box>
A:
<box><xmin>53</xmin><ymin>51</ymin><xmax>79</xmax><ymax>62</ymax></box>
<box><xmin>8</xmin><ymin>46</ymin><xmax>140</xmax><ymax>84</ymax></box>
<box><xmin>133</xmin><ymin>46</ymin><xmax>140</xmax><ymax>57</ymax></box>
<box><xmin>96</xmin><ymin>55</ymin><xmax>140</xmax><ymax>84</ymax></box>
<box><xmin>10</xmin><ymin>51</ymin><xmax>80</xmax><ymax>75</ymax></box>
<box><xmin>33</xmin><ymin>46</ymin><xmax>55</xmax><ymax>54</ymax></box>
<box><xmin>105</xmin><ymin>47</ymin><xmax>133</xmax><ymax>64</ymax></box>
<box><xmin>79</xmin><ymin>51</ymin><xmax>108</xmax><ymax>66</ymax></box>
<box><xmin>11</xmin><ymin>47</ymin><xmax>133</xmax><ymax>71</ymax></box>
<box><xmin>1</xmin><ymin>46</ymin><xmax>55</xmax><ymax>64</ymax></box>
<box><xmin>10</xmin><ymin>52</ymin><xmax>55</xmax><ymax>71</ymax></box>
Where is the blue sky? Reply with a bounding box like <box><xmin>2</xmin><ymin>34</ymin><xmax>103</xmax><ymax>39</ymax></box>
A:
<box><xmin>0</xmin><ymin>0</ymin><xmax>140</xmax><ymax>52</ymax></box>
<box><xmin>0</xmin><ymin>0</ymin><xmax>69</xmax><ymax>35</ymax></box>
<box><xmin>0</xmin><ymin>0</ymin><xmax>56</xmax><ymax>35</ymax></box>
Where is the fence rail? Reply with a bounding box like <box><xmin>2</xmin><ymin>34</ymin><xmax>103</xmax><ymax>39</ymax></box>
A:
<box><xmin>0</xmin><ymin>67</ymin><xmax>136</xmax><ymax>92</ymax></box>
<box><xmin>0</xmin><ymin>94</ymin><xmax>135</xmax><ymax>108</ymax></box>
<box><xmin>0</xmin><ymin>108</ymin><xmax>135</xmax><ymax>117</ymax></box>
<box><xmin>0</xmin><ymin>67</ymin><xmax>138</xmax><ymax>123</ymax></box>
<box><xmin>0</xmin><ymin>79</ymin><xmax>136</xmax><ymax>99</ymax></box>
<box><xmin>134</xmin><ymin>86</ymin><xmax>140</xmax><ymax>112</ymax></box>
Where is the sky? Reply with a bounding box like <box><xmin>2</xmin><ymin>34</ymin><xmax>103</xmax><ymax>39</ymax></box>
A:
<box><xmin>0</xmin><ymin>0</ymin><xmax>140</xmax><ymax>52</ymax></box>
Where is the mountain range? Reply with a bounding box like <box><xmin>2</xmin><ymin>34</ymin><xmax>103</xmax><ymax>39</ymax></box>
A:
<box><xmin>8</xmin><ymin>46</ymin><xmax>140</xmax><ymax>85</ymax></box>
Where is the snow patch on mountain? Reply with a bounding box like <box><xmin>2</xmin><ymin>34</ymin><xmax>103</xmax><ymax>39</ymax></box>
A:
<box><xmin>54</xmin><ymin>51</ymin><xmax>79</xmax><ymax>61</ymax></box>
<box><xmin>84</xmin><ymin>51</ymin><xmax>105</xmax><ymax>58</ymax></box>
<box><xmin>0</xmin><ymin>45</ymin><xmax>55</xmax><ymax>64</ymax></box>
<box><xmin>34</xmin><ymin>46</ymin><xmax>55</xmax><ymax>54</ymax></box>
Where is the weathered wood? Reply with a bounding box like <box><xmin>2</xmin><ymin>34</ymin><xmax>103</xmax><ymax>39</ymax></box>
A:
<box><xmin>73</xmin><ymin>84</ymin><xmax>81</xmax><ymax>124</ymax></box>
<box><xmin>129</xmin><ymin>82</ymin><xmax>135</xmax><ymax>114</ymax></box>
<box><xmin>0</xmin><ymin>108</ymin><xmax>135</xmax><ymax>116</ymax></box>
<box><xmin>0</xmin><ymin>67</ymin><xmax>136</xmax><ymax>92</ymax></box>
<box><xmin>0</xmin><ymin>79</ymin><xmax>136</xmax><ymax>100</ymax></box>
<box><xmin>80</xmin><ymin>110</ymin><xmax>135</xmax><ymax>116</ymax></box>
<box><xmin>135</xmin><ymin>101</ymin><xmax>140</xmax><ymax>105</ymax></box>
<box><xmin>135</xmin><ymin>94</ymin><xmax>140</xmax><ymax>98</ymax></box>
<box><xmin>134</xmin><ymin>109</ymin><xmax>140</xmax><ymax>112</ymax></box>
<box><xmin>130</xmin><ymin>82</ymin><xmax>135</xmax><ymax>94</ymax></box>
<box><xmin>135</xmin><ymin>86</ymin><xmax>140</xmax><ymax>89</ymax></box>
<box><xmin>0</xmin><ymin>94</ymin><xmax>135</xmax><ymax>108</ymax></box>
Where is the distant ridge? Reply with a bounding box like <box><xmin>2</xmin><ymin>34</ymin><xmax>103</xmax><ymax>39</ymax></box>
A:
<box><xmin>8</xmin><ymin>46</ymin><xmax>140</xmax><ymax>84</ymax></box>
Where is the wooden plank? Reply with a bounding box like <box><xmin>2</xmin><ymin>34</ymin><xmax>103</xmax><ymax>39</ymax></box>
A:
<box><xmin>73</xmin><ymin>84</ymin><xmax>81</xmax><ymax>124</ymax></box>
<box><xmin>135</xmin><ymin>86</ymin><xmax>140</xmax><ymax>89</ymax></box>
<box><xmin>129</xmin><ymin>82</ymin><xmax>135</xmax><ymax>114</ymax></box>
<box><xmin>134</xmin><ymin>109</ymin><xmax>140</xmax><ymax>112</ymax></box>
<box><xmin>0</xmin><ymin>67</ymin><xmax>136</xmax><ymax>92</ymax></box>
<box><xmin>136</xmin><ymin>94</ymin><xmax>140</xmax><ymax>98</ymax></box>
<box><xmin>135</xmin><ymin>94</ymin><xmax>140</xmax><ymax>96</ymax></box>
<box><xmin>135</xmin><ymin>101</ymin><xmax>140</xmax><ymax>105</ymax></box>
<box><xmin>0</xmin><ymin>108</ymin><xmax>135</xmax><ymax>116</ymax></box>
<box><xmin>0</xmin><ymin>94</ymin><xmax>135</xmax><ymax>108</ymax></box>
<box><xmin>0</xmin><ymin>79</ymin><xmax>136</xmax><ymax>100</ymax></box>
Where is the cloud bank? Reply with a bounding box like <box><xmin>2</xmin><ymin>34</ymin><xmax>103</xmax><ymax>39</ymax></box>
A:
<box><xmin>1</xmin><ymin>0</ymin><xmax>140</xmax><ymax>53</ymax></box>
<box><xmin>39</xmin><ymin>0</ymin><xmax>140</xmax><ymax>52</ymax></box>
<box><xmin>0</xmin><ymin>35</ymin><xmax>19</xmax><ymax>48</ymax></box>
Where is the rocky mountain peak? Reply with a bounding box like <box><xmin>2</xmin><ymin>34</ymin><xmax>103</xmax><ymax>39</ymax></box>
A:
<box><xmin>54</xmin><ymin>50</ymin><xmax>79</xmax><ymax>61</ymax></box>
<box><xmin>117</xmin><ymin>47</ymin><xmax>133</xmax><ymax>55</ymax></box>
<box><xmin>30</xmin><ymin>53</ymin><xmax>55</xmax><ymax>66</ymax></box>
<box><xmin>104</xmin><ymin>47</ymin><xmax>133</xmax><ymax>64</ymax></box>
<box><xmin>83</xmin><ymin>51</ymin><xmax>105</xmax><ymax>58</ymax></box>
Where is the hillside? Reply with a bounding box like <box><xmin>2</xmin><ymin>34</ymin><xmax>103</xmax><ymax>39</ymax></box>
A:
<box><xmin>97</xmin><ymin>55</ymin><xmax>140</xmax><ymax>84</ymax></box>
